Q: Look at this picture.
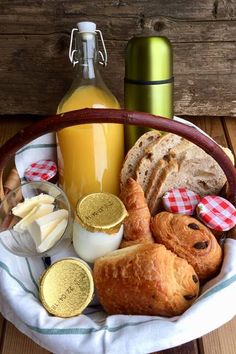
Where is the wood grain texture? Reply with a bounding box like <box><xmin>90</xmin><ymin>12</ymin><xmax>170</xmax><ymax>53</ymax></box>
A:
<box><xmin>0</xmin><ymin>315</ymin><xmax>5</xmax><ymax>343</ymax></box>
<box><xmin>0</xmin><ymin>116</ymin><xmax>35</xmax><ymax>179</ymax></box>
<box><xmin>185</xmin><ymin>116</ymin><xmax>227</xmax><ymax>146</ymax></box>
<box><xmin>223</xmin><ymin>117</ymin><xmax>236</xmax><ymax>154</ymax></box>
<box><xmin>0</xmin><ymin>0</ymin><xmax>235</xmax><ymax>115</ymax></box>
<box><xmin>199</xmin><ymin>317</ymin><xmax>236</xmax><ymax>354</ymax></box>
<box><xmin>0</xmin><ymin>2</ymin><xmax>235</xmax><ymax>38</ymax></box>
<box><xmin>0</xmin><ymin>0</ymin><xmax>235</xmax><ymax>29</ymax></box>
<box><xmin>153</xmin><ymin>341</ymin><xmax>199</xmax><ymax>354</ymax></box>
<box><xmin>1</xmin><ymin>322</ymin><xmax>50</xmax><ymax>354</ymax></box>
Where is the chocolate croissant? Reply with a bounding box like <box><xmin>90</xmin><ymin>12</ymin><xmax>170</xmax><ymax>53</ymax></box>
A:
<box><xmin>119</xmin><ymin>177</ymin><xmax>154</xmax><ymax>248</ymax></box>
<box><xmin>151</xmin><ymin>212</ymin><xmax>223</xmax><ymax>281</ymax></box>
<box><xmin>93</xmin><ymin>243</ymin><xmax>200</xmax><ymax>317</ymax></box>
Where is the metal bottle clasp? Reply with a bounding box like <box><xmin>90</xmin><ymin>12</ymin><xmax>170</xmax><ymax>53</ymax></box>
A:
<box><xmin>69</xmin><ymin>27</ymin><xmax>108</xmax><ymax>67</ymax></box>
<box><xmin>69</xmin><ymin>28</ymin><xmax>79</xmax><ymax>66</ymax></box>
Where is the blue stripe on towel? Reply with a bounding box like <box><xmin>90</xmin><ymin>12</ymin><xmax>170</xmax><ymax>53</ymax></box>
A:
<box><xmin>0</xmin><ymin>261</ymin><xmax>38</xmax><ymax>299</ymax></box>
<box><xmin>27</xmin><ymin>273</ymin><xmax>236</xmax><ymax>335</ymax></box>
<box><xmin>197</xmin><ymin>274</ymin><xmax>236</xmax><ymax>302</ymax></box>
<box><xmin>27</xmin><ymin>318</ymin><xmax>158</xmax><ymax>335</ymax></box>
<box><xmin>25</xmin><ymin>258</ymin><xmax>39</xmax><ymax>291</ymax></box>
<box><xmin>0</xmin><ymin>256</ymin><xmax>235</xmax><ymax>335</ymax></box>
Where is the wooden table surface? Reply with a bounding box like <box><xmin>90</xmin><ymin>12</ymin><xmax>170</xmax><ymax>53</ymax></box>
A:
<box><xmin>0</xmin><ymin>115</ymin><xmax>235</xmax><ymax>354</ymax></box>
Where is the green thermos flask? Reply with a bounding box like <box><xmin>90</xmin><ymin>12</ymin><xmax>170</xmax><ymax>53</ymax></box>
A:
<box><xmin>124</xmin><ymin>36</ymin><xmax>173</xmax><ymax>150</ymax></box>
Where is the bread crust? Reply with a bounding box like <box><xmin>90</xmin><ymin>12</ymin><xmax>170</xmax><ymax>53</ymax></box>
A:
<box><xmin>136</xmin><ymin>134</ymin><xmax>183</xmax><ymax>192</ymax></box>
<box><xmin>146</xmin><ymin>136</ymin><xmax>231</xmax><ymax>215</ymax></box>
<box><xmin>120</xmin><ymin>130</ymin><xmax>161</xmax><ymax>188</ymax></box>
<box><xmin>151</xmin><ymin>212</ymin><xmax>223</xmax><ymax>281</ymax></box>
<box><xmin>148</xmin><ymin>160</ymin><xmax>179</xmax><ymax>215</ymax></box>
<box><xmin>145</xmin><ymin>159</ymin><xmax>168</xmax><ymax>204</ymax></box>
<box><xmin>93</xmin><ymin>244</ymin><xmax>199</xmax><ymax>317</ymax></box>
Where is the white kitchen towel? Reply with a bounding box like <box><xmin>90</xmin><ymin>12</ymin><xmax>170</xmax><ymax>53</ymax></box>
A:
<box><xmin>0</xmin><ymin>116</ymin><xmax>234</xmax><ymax>353</ymax></box>
<box><xmin>15</xmin><ymin>133</ymin><xmax>57</xmax><ymax>182</ymax></box>
<box><xmin>0</xmin><ymin>238</ymin><xmax>235</xmax><ymax>354</ymax></box>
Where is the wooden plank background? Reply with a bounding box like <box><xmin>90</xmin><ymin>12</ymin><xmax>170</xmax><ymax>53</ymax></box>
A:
<box><xmin>0</xmin><ymin>0</ymin><xmax>236</xmax><ymax>352</ymax></box>
<box><xmin>0</xmin><ymin>0</ymin><xmax>235</xmax><ymax>116</ymax></box>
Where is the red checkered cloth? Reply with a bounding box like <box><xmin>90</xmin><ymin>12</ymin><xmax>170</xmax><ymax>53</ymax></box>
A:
<box><xmin>24</xmin><ymin>160</ymin><xmax>57</xmax><ymax>182</ymax></box>
<box><xmin>197</xmin><ymin>195</ymin><xmax>236</xmax><ymax>231</ymax></box>
<box><xmin>162</xmin><ymin>188</ymin><xmax>201</xmax><ymax>215</ymax></box>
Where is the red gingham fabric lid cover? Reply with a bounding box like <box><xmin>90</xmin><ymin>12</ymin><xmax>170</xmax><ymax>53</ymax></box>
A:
<box><xmin>196</xmin><ymin>195</ymin><xmax>236</xmax><ymax>231</ymax></box>
<box><xmin>24</xmin><ymin>160</ymin><xmax>57</xmax><ymax>182</ymax></box>
<box><xmin>162</xmin><ymin>188</ymin><xmax>201</xmax><ymax>215</ymax></box>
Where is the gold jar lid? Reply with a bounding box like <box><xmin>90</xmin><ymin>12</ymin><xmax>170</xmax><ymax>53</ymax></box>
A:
<box><xmin>39</xmin><ymin>258</ymin><xmax>94</xmax><ymax>317</ymax></box>
<box><xmin>76</xmin><ymin>192</ymin><xmax>128</xmax><ymax>234</ymax></box>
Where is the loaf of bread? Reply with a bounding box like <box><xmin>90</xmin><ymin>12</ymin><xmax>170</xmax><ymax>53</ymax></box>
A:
<box><xmin>93</xmin><ymin>243</ymin><xmax>200</xmax><ymax>317</ymax></box>
<box><xmin>119</xmin><ymin>177</ymin><xmax>154</xmax><ymax>248</ymax></box>
<box><xmin>120</xmin><ymin>131</ymin><xmax>234</xmax><ymax>216</ymax></box>
<box><xmin>151</xmin><ymin>212</ymin><xmax>223</xmax><ymax>281</ymax></box>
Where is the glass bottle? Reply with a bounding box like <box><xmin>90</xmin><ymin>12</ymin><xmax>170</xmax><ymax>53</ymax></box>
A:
<box><xmin>57</xmin><ymin>22</ymin><xmax>124</xmax><ymax>209</ymax></box>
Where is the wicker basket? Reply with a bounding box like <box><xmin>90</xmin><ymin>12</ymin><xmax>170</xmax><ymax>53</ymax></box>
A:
<box><xmin>0</xmin><ymin>109</ymin><xmax>235</xmax><ymax>354</ymax></box>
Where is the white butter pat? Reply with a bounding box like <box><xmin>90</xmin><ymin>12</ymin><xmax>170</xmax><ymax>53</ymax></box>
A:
<box><xmin>13</xmin><ymin>203</ymin><xmax>54</xmax><ymax>231</ymax></box>
<box><xmin>12</xmin><ymin>193</ymin><xmax>55</xmax><ymax>218</ymax></box>
<box><xmin>27</xmin><ymin>209</ymin><xmax>69</xmax><ymax>249</ymax></box>
<box><xmin>37</xmin><ymin>218</ymin><xmax>67</xmax><ymax>253</ymax></box>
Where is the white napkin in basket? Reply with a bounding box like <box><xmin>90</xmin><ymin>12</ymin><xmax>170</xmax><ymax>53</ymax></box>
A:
<box><xmin>0</xmin><ymin>238</ymin><xmax>235</xmax><ymax>354</ymax></box>
<box><xmin>0</xmin><ymin>116</ymin><xmax>234</xmax><ymax>353</ymax></box>
<box><xmin>15</xmin><ymin>133</ymin><xmax>57</xmax><ymax>183</ymax></box>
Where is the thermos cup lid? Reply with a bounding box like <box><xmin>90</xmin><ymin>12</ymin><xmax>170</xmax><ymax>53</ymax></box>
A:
<box><xmin>125</xmin><ymin>36</ymin><xmax>173</xmax><ymax>82</ymax></box>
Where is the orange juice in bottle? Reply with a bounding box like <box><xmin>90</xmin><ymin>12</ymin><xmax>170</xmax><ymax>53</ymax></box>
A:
<box><xmin>57</xmin><ymin>22</ymin><xmax>124</xmax><ymax>209</ymax></box>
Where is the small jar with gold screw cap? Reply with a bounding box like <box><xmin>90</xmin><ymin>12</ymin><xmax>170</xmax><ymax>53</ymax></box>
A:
<box><xmin>73</xmin><ymin>192</ymin><xmax>128</xmax><ymax>263</ymax></box>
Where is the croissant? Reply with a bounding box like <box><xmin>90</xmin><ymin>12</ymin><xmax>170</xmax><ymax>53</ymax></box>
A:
<box><xmin>120</xmin><ymin>178</ymin><xmax>154</xmax><ymax>247</ymax></box>
<box><xmin>151</xmin><ymin>212</ymin><xmax>223</xmax><ymax>281</ymax></box>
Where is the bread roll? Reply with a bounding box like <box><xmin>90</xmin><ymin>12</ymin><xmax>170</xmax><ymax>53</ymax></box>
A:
<box><xmin>93</xmin><ymin>244</ymin><xmax>199</xmax><ymax>317</ymax></box>
<box><xmin>151</xmin><ymin>212</ymin><xmax>223</xmax><ymax>281</ymax></box>
<box><xmin>120</xmin><ymin>177</ymin><xmax>154</xmax><ymax>247</ymax></box>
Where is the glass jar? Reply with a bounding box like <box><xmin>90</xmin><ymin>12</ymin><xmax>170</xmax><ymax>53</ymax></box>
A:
<box><xmin>73</xmin><ymin>192</ymin><xmax>128</xmax><ymax>263</ymax></box>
